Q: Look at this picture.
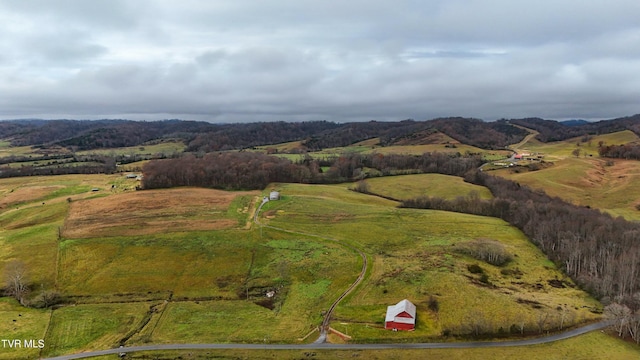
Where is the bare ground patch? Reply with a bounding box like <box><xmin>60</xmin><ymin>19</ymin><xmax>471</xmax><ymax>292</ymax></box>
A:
<box><xmin>63</xmin><ymin>187</ymin><xmax>258</xmax><ymax>238</ymax></box>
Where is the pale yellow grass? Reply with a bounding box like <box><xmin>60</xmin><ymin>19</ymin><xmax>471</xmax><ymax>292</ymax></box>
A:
<box><xmin>0</xmin><ymin>185</ymin><xmax>64</xmax><ymax>208</ymax></box>
<box><xmin>63</xmin><ymin>187</ymin><xmax>258</xmax><ymax>238</ymax></box>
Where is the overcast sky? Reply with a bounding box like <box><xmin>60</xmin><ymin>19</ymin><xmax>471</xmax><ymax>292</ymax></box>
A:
<box><xmin>1</xmin><ymin>0</ymin><xmax>639</xmax><ymax>122</ymax></box>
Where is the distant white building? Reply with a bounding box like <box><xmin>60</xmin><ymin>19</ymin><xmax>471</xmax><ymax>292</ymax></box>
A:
<box><xmin>269</xmin><ymin>191</ymin><xmax>280</xmax><ymax>201</ymax></box>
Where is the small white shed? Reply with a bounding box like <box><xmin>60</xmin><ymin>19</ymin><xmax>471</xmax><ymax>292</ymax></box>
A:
<box><xmin>269</xmin><ymin>191</ymin><xmax>280</xmax><ymax>201</ymax></box>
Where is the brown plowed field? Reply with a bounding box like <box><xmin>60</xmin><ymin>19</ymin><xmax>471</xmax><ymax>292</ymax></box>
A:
<box><xmin>63</xmin><ymin>187</ymin><xmax>258</xmax><ymax>238</ymax></box>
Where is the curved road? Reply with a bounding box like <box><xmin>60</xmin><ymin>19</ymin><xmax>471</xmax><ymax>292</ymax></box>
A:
<box><xmin>42</xmin><ymin>196</ymin><xmax>613</xmax><ymax>359</ymax></box>
<box><xmin>42</xmin><ymin>321</ymin><xmax>613</xmax><ymax>360</ymax></box>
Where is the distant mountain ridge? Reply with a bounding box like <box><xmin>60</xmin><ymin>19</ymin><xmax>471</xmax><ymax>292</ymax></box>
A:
<box><xmin>1</xmin><ymin>114</ymin><xmax>639</xmax><ymax>151</ymax></box>
<box><xmin>509</xmin><ymin>114</ymin><xmax>640</xmax><ymax>142</ymax></box>
<box><xmin>560</xmin><ymin>119</ymin><xmax>590</xmax><ymax>126</ymax></box>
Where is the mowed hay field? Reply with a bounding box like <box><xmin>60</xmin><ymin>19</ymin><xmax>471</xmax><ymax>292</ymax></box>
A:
<box><xmin>355</xmin><ymin>173</ymin><xmax>493</xmax><ymax>200</ymax></box>
<box><xmin>62</xmin><ymin>187</ymin><xmax>259</xmax><ymax>238</ymax></box>
<box><xmin>262</xmin><ymin>182</ymin><xmax>602</xmax><ymax>342</ymax></box>
<box><xmin>494</xmin><ymin>131</ymin><xmax>640</xmax><ymax>220</ymax></box>
<box><xmin>44</xmin><ymin>302</ymin><xmax>151</xmax><ymax>357</ymax></box>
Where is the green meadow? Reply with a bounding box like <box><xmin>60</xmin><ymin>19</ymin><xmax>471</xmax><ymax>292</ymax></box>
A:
<box><xmin>493</xmin><ymin>130</ymin><xmax>640</xmax><ymax>220</ymax></box>
<box><xmin>262</xmin><ymin>183</ymin><xmax>602</xmax><ymax>342</ymax></box>
<box><xmin>0</xmin><ymin>298</ymin><xmax>50</xmax><ymax>360</ymax></box>
<box><xmin>0</xmin><ymin>167</ymin><xmax>637</xmax><ymax>357</ymax></box>
<box><xmin>354</xmin><ymin>173</ymin><xmax>493</xmax><ymax>200</ymax></box>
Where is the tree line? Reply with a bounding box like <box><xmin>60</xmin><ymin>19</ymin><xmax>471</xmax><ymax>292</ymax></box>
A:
<box><xmin>598</xmin><ymin>143</ymin><xmax>640</xmax><ymax>160</ymax></box>
<box><xmin>141</xmin><ymin>152</ymin><xmax>483</xmax><ymax>190</ymax></box>
<box><xmin>401</xmin><ymin>171</ymin><xmax>640</xmax><ymax>308</ymax></box>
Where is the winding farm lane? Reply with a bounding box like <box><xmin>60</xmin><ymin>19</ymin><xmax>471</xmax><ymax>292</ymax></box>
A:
<box><xmin>254</xmin><ymin>196</ymin><xmax>368</xmax><ymax>343</ymax></box>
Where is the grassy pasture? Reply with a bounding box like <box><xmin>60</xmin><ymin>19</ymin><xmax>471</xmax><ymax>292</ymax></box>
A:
<box><xmin>57</xmin><ymin>232</ymin><xmax>255</xmax><ymax>299</ymax></box>
<box><xmin>0</xmin><ymin>174</ymin><xmax>149</xmax><ymax>289</ymax></box>
<box><xmin>517</xmin><ymin>130</ymin><xmax>639</xmax><ymax>160</ymax></box>
<box><xmin>57</xmin><ymin>229</ymin><xmax>358</xmax><ymax>339</ymax></box>
<box><xmin>367</xmin><ymin>143</ymin><xmax>509</xmax><ymax>158</ymax></box>
<box><xmin>0</xmin><ymin>298</ymin><xmax>50</xmax><ymax>360</ymax></box>
<box><xmin>0</xmin><ymin>171</ymin><xmax>622</xmax><ymax>356</ymax></box>
<box><xmin>0</xmin><ymin>204</ymin><xmax>65</xmax><ymax>289</ymax></box>
<box><xmin>0</xmin><ymin>145</ymin><xmax>35</xmax><ymax>158</ymax></box>
<box><xmin>0</xmin><ymin>174</ymin><xmax>134</xmax><ymax>205</ymax></box>
<box><xmin>1</xmin><ymin>175</ymin><xmax>360</xmax><ymax>348</ymax></box>
<box><xmin>353</xmin><ymin>174</ymin><xmax>493</xmax><ymax>200</ymax></box>
<box><xmin>493</xmin><ymin>131</ymin><xmax>640</xmax><ymax>220</ymax></box>
<box><xmin>62</xmin><ymin>188</ymin><xmax>258</xmax><ymax>238</ymax></box>
<box><xmin>42</xmin><ymin>302</ymin><xmax>150</xmax><ymax>357</ymax></box>
<box><xmin>254</xmin><ymin>140</ymin><xmax>305</xmax><ymax>153</ymax></box>
<box><xmin>262</xmin><ymin>182</ymin><xmax>601</xmax><ymax>341</ymax></box>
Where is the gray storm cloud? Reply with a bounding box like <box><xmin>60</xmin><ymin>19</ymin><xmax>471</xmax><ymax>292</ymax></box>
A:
<box><xmin>0</xmin><ymin>0</ymin><xmax>639</xmax><ymax>122</ymax></box>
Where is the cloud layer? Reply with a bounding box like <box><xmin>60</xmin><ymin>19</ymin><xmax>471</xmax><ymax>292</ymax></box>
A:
<box><xmin>1</xmin><ymin>0</ymin><xmax>639</xmax><ymax>122</ymax></box>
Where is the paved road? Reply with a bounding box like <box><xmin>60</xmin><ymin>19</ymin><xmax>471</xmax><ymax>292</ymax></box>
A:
<box><xmin>42</xmin><ymin>321</ymin><xmax>613</xmax><ymax>360</ymax></box>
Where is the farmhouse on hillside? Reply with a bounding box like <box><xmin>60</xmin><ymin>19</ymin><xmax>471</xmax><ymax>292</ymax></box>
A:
<box><xmin>269</xmin><ymin>191</ymin><xmax>280</xmax><ymax>200</ymax></box>
<box><xmin>384</xmin><ymin>299</ymin><xmax>416</xmax><ymax>331</ymax></box>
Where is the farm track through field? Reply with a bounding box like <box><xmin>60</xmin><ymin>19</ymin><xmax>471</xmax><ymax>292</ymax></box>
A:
<box><xmin>253</xmin><ymin>197</ymin><xmax>368</xmax><ymax>344</ymax></box>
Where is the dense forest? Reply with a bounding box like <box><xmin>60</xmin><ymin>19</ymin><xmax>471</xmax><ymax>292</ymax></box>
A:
<box><xmin>141</xmin><ymin>152</ymin><xmax>483</xmax><ymax>190</ymax></box>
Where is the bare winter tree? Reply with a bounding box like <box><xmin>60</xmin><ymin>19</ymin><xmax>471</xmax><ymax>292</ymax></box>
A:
<box><xmin>605</xmin><ymin>303</ymin><xmax>632</xmax><ymax>337</ymax></box>
<box><xmin>4</xmin><ymin>260</ymin><xmax>29</xmax><ymax>306</ymax></box>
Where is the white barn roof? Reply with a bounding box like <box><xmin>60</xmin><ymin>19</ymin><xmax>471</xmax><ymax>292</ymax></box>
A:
<box><xmin>385</xmin><ymin>299</ymin><xmax>416</xmax><ymax>324</ymax></box>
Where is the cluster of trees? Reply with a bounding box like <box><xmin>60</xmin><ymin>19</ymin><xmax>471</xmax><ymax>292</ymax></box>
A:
<box><xmin>142</xmin><ymin>152</ymin><xmax>318</xmax><ymax>190</ymax></box>
<box><xmin>598</xmin><ymin>143</ymin><xmax>640</xmax><ymax>160</ymax></box>
<box><xmin>457</xmin><ymin>238</ymin><xmax>513</xmax><ymax>266</ymax></box>
<box><xmin>2</xmin><ymin>260</ymin><xmax>61</xmax><ymax>308</ymax></box>
<box><xmin>444</xmin><ymin>307</ymin><xmax>577</xmax><ymax>337</ymax></box>
<box><xmin>141</xmin><ymin>151</ymin><xmax>483</xmax><ymax>190</ymax></box>
<box><xmin>402</xmin><ymin>171</ymin><xmax>640</xmax><ymax>306</ymax></box>
<box><xmin>606</xmin><ymin>301</ymin><xmax>640</xmax><ymax>344</ymax></box>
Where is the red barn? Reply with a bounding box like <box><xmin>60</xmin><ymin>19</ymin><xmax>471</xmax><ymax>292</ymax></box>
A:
<box><xmin>384</xmin><ymin>299</ymin><xmax>416</xmax><ymax>331</ymax></box>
